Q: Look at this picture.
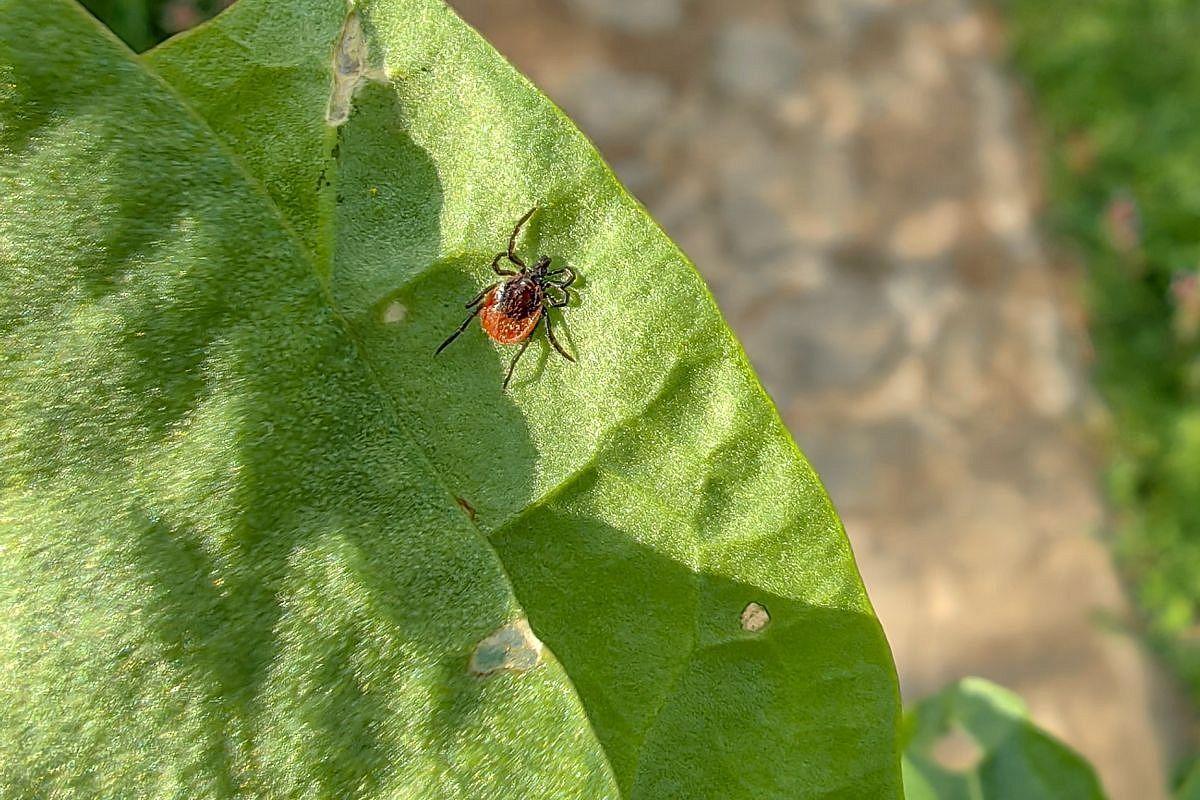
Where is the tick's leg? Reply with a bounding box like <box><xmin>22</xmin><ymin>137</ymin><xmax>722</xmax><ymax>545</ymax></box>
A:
<box><xmin>544</xmin><ymin>309</ymin><xmax>575</xmax><ymax>362</ymax></box>
<box><xmin>546</xmin><ymin>285</ymin><xmax>571</xmax><ymax>308</ymax></box>
<box><xmin>490</xmin><ymin>253</ymin><xmax>516</xmax><ymax>276</ymax></box>
<box><xmin>435</xmin><ymin>305</ymin><xmax>484</xmax><ymax>355</ymax></box>
<box><xmin>546</xmin><ymin>266</ymin><xmax>576</xmax><ymax>287</ymax></box>
<box><xmin>502</xmin><ymin>336</ymin><xmax>534</xmax><ymax>390</ymax></box>
<box><xmin>466</xmin><ymin>281</ymin><xmax>499</xmax><ymax>307</ymax></box>
<box><xmin>505</xmin><ymin>208</ymin><xmax>535</xmax><ymax>268</ymax></box>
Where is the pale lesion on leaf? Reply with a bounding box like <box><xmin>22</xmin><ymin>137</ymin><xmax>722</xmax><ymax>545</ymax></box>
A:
<box><xmin>380</xmin><ymin>299</ymin><xmax>407</xmax><ymax>324</ymax></box>
<box><xmin>326</xmin><ymin>9</ymin><xmax>387</xmax><ymax>126</ymax></box>
<box><xmin>470</xmin><ymin>617</ymin><xmax>544</xmax><ymax>677</ymax></box>
<box><xmin>739</xmin><ymin>601</ymin><xmax>770</xmax><ymax>633</ymax></box>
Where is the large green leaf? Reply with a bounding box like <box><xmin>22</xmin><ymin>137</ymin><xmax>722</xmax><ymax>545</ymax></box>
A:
<box><xmin>0</xmin><ymin>1</ymin><xmax>901</xmax><ymax>796</ymax></box>
<box><xmin>902</xmin><ymin>678</ymin><xmax>1106</xmax><ymax>800</ymax></box>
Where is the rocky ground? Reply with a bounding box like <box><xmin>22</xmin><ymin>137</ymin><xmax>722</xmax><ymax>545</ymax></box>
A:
<box><xmin>449</xmin><ymin>0</ymin><xmax>1195</xmax><ymax>796</ymax></box>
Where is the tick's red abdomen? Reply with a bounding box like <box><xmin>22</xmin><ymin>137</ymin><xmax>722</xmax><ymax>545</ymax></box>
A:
<box><xmin>480</xmin><ymin>278</ymin><xmax>543</xmax><ymax>343</ymax></box>
<box><xmin>433</xmin><ymin>209</ymin><xmax>575</xmax><ymax>391</ymax></box>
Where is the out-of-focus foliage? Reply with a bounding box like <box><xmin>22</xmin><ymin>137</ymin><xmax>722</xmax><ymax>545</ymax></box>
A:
<box><xmin>1180</xmin><ymin>759</ymin><xmax>1200</xmax><ymax>800</ymax></box>
<box><xmin>81</xmin><ymin>0</ymin><xmax>226</xmax><ymax>51</ymax></box>
<box><xmin>1010</xmin><ymin>0</ymin><xmax>1200</xmax><ymax>722</ymax></box>
<box><xmin>902</xmin><ymin>678</ymin><xmax>1106</xmax><ymax>800</ymax></box>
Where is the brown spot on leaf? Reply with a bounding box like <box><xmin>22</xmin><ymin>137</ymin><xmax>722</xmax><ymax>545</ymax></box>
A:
<box><xmin>454</xmin><ymin>496</ymin><xmax>476</xmax><ymax>521</ymax></box>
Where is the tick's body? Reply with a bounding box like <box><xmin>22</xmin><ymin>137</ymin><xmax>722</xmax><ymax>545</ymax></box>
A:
<box><xmin>435</xmin><ymin>208</ymin><xmax>577</xmax><ymax>389</ymax></box>
<box><xmin>480</xmin><ymin>276</ymin><xmax>544</xmax><ymax>343</ymax></box>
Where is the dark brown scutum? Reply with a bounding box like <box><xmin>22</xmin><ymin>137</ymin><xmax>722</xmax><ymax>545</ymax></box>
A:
<box><xmin>493</xmin><ymin>276</ymin><xmax>544</xmax><ymax>321</ymax></box>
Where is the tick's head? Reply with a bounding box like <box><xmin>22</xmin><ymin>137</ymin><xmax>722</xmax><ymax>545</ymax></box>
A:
<box><xmin>532</xmin><ymin>255</ymin><xmax>552</xmax><ymax>276</ymax></box>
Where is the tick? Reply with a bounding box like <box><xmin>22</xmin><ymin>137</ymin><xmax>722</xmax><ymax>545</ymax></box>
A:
<box><xmin>435</xmin><ymin>208</ymin><xmax>577</xmax><ymax>390</ymax></box>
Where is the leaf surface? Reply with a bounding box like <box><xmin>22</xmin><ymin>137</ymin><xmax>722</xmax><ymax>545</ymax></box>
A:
<box><xmin>0</xmin><ymin>1</ymin><xmax>901</xmax><ymax>796</ymax></box>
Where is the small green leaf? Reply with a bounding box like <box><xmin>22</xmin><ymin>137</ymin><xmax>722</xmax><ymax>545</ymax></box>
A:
<box><xmin>902</xmin><ymin>678</ymin><xmax>1107</xmax><ymax>800</ymax></box>
<box><xmin>1</xmin><ymin>0</ymin><xmax>901</xmax><ymax>796</ymax></box>
<box><xmin>1177</xmin><ymin>760</ymin><xmax>1200</xmax><ymax>800</ymax></box>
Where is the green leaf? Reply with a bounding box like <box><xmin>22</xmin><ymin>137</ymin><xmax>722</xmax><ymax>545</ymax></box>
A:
<box><xmin>1177</xmin><ymin>760</ymin><xmax>1200</xmax><ymax>800</ymax></box>
<box><xmin>902</xmin><ymin>678</ymin><xmax>1107</xmax><ymax>800</ymax></box>
<box><xmin>0</xmin><ymin>1</ymin><xmax>901</xmax><ymax>797</ymax></box>
<box><xmin>78</xmin><ymin>0</ymin><xmax>155</xmax><ymax>51</ymax></box>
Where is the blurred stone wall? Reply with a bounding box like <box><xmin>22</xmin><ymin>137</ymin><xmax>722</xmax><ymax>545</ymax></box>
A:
<box><xmin>448</xmin><ymin>0</ymin><xmax>1192</xmax><ymax>797</ymax></box>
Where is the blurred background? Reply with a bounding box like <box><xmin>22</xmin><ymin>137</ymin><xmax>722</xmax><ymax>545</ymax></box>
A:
<box><xmin>83</xmin><ymin>0</ymin><xmax>1200</xmax><ymax>796</ymax></box>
